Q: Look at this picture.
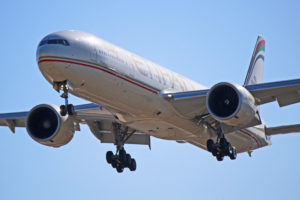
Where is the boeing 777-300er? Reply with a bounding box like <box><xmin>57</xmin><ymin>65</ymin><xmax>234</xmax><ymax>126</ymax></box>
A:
<box><xmin>1</xmin><ymin>31</ymin><xmax>300</xmax><ymax>173</ymax></box>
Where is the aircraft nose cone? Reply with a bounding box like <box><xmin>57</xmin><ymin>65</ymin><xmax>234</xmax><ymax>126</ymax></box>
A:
<box><xmin>36</xmin><ymin>35</ymin><xmax>71</xmax><ymax>63</ymax></box>
<box><xmin>36</xmin><ymin>36</ymin><xmax>50</xmax><ymax>62</ymax></box>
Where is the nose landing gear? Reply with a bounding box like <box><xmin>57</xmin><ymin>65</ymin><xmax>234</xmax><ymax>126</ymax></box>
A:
<box><xmin>206</xmin><ymin>126</ymin><xmax>237</xmax><ymax>161</ymax></box>
<box><xmin>53</xmin><ymin>81</ymin><xmax>75</xmax><ymax>116</ymax></box>
<box><xmin>106</xmin><ymin>123</ymin><xmax>137</xmax><ymax>173</ymax></box>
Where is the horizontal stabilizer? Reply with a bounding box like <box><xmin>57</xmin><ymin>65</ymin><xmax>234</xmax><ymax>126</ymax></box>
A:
<box><xmin>265</xmin><ymin>124</ymin><xmax>300</xmax><ymax>136</ymax></box>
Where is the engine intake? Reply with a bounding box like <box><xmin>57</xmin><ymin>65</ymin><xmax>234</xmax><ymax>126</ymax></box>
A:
<box><xmin>26</xmin><ymin>104</ymin><xmax>75</xmax><ymax>147</ymax></box>
<box><xmin>206</xmin><ymin>82</ymin><xmax>261</xmax><ymax>127</ymax></box>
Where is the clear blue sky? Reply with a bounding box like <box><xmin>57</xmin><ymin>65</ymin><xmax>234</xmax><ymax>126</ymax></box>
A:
<box><xmin>0</xmin><ymin>1</ymin><xmax>300</xmax><ymax>199</ymax></box>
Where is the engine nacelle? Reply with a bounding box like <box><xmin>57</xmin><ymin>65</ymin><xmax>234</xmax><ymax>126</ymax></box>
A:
<box><xmin>206</xmin><ymin>82</ymin><xmax>261</xmax><ymax>127</ymax></box>
<box><xmin>26</xmin><ymin>104</ymin><xmax>75</xmax><ymax>147</ymax></box>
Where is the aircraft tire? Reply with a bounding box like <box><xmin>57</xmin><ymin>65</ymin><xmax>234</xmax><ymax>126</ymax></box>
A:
<box><xmin>212</xmin><ymin>147</ymin><xmax>218</xmax><ymax>157</ymax></box>
<box><xmin>106</xmin><ymin>151</ymin><xmax>114</xmax><ymax>164</ymax></box>
<box><xmin>111</xmin><ymin>160</ymin><xmax>117</xmax><ymax>168</ymax></box>
<box><xmin>216</xmin><ymin>153</ymin><xmax>224</xmax><ymax>161</ymax></box>
<box><xmin>206</xmin><ymin>139</ymin><xmax>214</xmax><ymax>152</ymax></box>
<box><xmin>116</xmin><ymin>166</ymin><xmax>124</xmax><ymax>173</ymax></box>
<box><xmin>125</xmin><ymin>154</ymin><xmax>132</xmax><ymax>166</ymax></box>
<box><xmin>129</xmin><ymin>159</ymin><xmax>137</xmax><ymax>171</ymax></box>
<box><xmin>60</xmin><ymin>105</ymin><xmax>67</xmax><ymax>116</ymax></box>
<box><xmin>229</xmin><ymin>147</ymin><xmax>237</xmax><ymax>160</ymax></box>
<box><xmin>67</xmin><ymin>104</ymin><xmax>75</xmax><ymax>115</ymax></box>
<box><xmin>119</xmin><ymin>150</ymin><xmax>127</xmax><ymax>163</ymax></box>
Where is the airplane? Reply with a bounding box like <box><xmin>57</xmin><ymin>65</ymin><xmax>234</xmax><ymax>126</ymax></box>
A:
<box><xmin>1</xmin><ymin>30</ymin><xmax>300</xmax><ymax>173</ymax></box>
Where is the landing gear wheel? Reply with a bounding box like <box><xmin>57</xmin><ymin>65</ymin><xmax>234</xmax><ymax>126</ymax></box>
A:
<box><xmin>60</xmin><ymin>105</ymin><xmax>67</xmax><ymax>116</ymax></box>
<box><xmin>111</xmin><ymin>160</ymin><xmax>117</xmax><ymax>168</ymax></box>
<box><xmin>126</xmin><ymin>154</ymin><xmax>132</xmax><ymax>166</ymax></box>
<box><xmin>107</xmin><ymin>123</ymin><xmax>138</xmax><ymax>173</ymax></box>
<box><xmin>212</xmin><ymin>147</ymin><xmax>218</xmax><ymax>157</ymax></box>
<box><xmin>216</xmin><ymin>154</ymin><xmax>224</xmax><ymax>161</ymax></box>
<box><xmin>129</xmin><ymin>159</ymin><xmax>137</xmax><ymax>171</ymax></box>
<box><xmin>67</xmin><ymin>104</ymin><xmax>75</xmax><ymax>115</ymax></box>
<box><xmin>116</xmin><ymin>166</ymin><xmax>124</xmax><ymax>173</ymax></box>
<box><xmin>57</xmin><ymin>81</ymin><xmax>75</xmax><ymax>116</ymax></box>
<box><xmin>106</xmin><ymin>151</ymin><xmax>114</xmax><ymax>164</ymax></box>
<box><xmin>207</xmin><ymin>125</ymin><xmax>237</xmax><ymax>161</ymax></box>
<box><xmin>206</xmin><ymin>139</ymin><xmax>214</xmax><ymax>152</ymax></box>
<box><xmin>229</xmin><ymin>146</ymin><xmax>237</xmax><ymax>160</ymax></box>
<box><xmin>220</xmin><ymin>138</ymin><xmax>228</xmax><ymax>154</ymax></box>
<box><xmin>119</xmin><ymin>149</ymin><xmax>127</xmax><ymax>163</ymax></box>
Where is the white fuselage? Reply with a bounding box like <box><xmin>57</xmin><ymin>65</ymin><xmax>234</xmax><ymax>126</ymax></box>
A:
<box><xmin>37</xmin><ymin>31</ymin><xmax>269</xmax><ymax>153</ymax></box>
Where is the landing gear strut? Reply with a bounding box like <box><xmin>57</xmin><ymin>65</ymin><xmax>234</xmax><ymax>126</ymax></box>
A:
<box><xmin>206</xmin><ymin>126</ymin><xmax>237</xmax><ymax>161</ymax></box>
<box><xmin>54</xmin><ymin>81</ymin><xmax>75</xmax><ymax>116</ymax></box>
<box><xmin>106</xmin><ymin>123</ymin><xmax>137</xmax><ymax>173</ymax></box>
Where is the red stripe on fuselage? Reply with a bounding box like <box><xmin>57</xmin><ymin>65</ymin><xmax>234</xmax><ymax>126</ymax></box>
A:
<box><xmin>239</xmin><ymin>129</ymin><xmax>261</xmax><ymax>147</ymax></box>
<box><xmin>38</xmin><ymin>58</ymin><xmax>159</xmax><ymax>94</ymax></box>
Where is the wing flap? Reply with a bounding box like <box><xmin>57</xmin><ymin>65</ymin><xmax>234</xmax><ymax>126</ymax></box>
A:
<box><xmin>97</xmin><ymin>132</ymin><xmax>151</xmax><ymax>147</ymax></box>
<box><xmin>245</xmin><ymin>78</ymin><xmax>300</xmax><ymax>106</ymax></box>
<box><xmin>86</xmin><ymin>120</ymin><xmax>151</xmax><ymax>147</ymax></box>
<box><xmin>74</xmin><ymin>103</ymin><xmax>115</xmax><ymax>121</ymax></box>
<box><xmin>160</xmin><ymin>89</ymin><xmax>209</xmax><ymax>118</ymax></box>
<box><xmin>276</xmin><ymin>93</ymin><xmax>300</xmax><ymax>107</ymax></box>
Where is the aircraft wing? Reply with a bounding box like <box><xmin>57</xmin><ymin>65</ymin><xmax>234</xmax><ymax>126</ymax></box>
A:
<box><xmin>0</xmin><ymin>111</ymin><xmax>28</xmax><ymax>133</ymax></box>
<box><xmin>0</xmin><ymin>103</ymin><xmax>108</xmax><ymax>131</ymax></box>
<box><xmin>160</xmin><ymin>89</ymin><xmax>210</xmax><ymax>118</ymax></box>
<box><xmin>245</xmin><ymin>79</ymin><xmax>300</xmax><ymax>106</ymax></box>
<box><xmin>161</xmin><ymin>78</ymin><xmax>300</xmax><ymax>118</ymax></box>
<box><xmin>0</xmin><ymin>103</ymin><xmax>150</xmax><ymax>147</ymax></box>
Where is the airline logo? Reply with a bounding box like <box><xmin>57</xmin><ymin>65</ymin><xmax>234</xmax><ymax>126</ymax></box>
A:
<box><xmin>244</xmin><ymin>36</ymin><xmax>265</xmax><ymax>85</ymax></box>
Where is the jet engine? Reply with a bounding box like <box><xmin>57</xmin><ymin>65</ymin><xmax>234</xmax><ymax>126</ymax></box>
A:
<box><xmin>206</xmin><ymin>82</ymin><xmax>261</xmax><ymax>127</ymax></box>
<box><xmin>26</xmin><ymin>104</ymin><xmax>75</xmax><ymax>147</ymax></box>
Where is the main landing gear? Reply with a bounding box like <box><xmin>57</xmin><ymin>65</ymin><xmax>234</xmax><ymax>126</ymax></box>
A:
<box><xmin>54</xmin><ymin>81</ymin><xmax>75</xmax><ymax>116</ymax></box>
<box><xmin>106</xmin><ymin>123</ymin><xmax>137</xmax><ymax>173</ymax></box>
<box><xmin>206</xmin><ymin>127</ymin><xmax>237</xmax><ymax>161</ymax></box>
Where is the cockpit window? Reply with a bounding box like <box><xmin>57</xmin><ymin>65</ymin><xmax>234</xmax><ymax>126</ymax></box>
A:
<box><xmin>39</xmin><ymin>39</ymin><xmax>70</xmax><ymax>47</ymax></box>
